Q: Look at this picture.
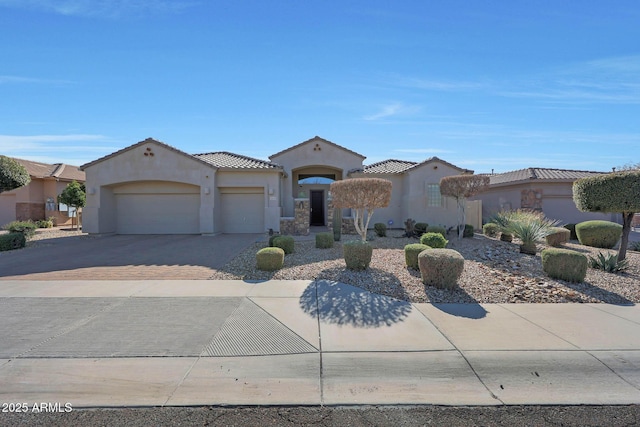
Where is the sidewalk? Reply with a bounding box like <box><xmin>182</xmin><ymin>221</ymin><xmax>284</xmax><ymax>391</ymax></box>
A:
<box><xmin>0</xmin><ymin>279</ymin><xmax>639</xmax><ymax>407</ymax></box>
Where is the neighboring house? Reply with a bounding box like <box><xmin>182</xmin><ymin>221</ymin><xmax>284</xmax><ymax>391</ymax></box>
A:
<box><xmin>81</xmin><ymin>136</ymin><xmax>478</xmax><ymax>235</ymax></box>
<box><xmin>0</xmin><ymin>158</ymin><xmax>86</xmax><ymax>227</ymax></box>
<box><xmin>473</xmin><ymin>167</ymin><xmax>617</xmax><ymax>225</ymax></box>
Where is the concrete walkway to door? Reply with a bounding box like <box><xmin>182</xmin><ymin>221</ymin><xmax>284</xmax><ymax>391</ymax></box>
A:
<box><xmin>0</xmin><ymin>233</ymin><xmax>261</xmax><ymax>280</ymax></box>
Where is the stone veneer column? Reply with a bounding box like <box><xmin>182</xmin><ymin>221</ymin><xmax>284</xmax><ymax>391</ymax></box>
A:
<box><xmin>293</xmin><ymin>198</ymin><xmax>310</xmax><ymax>235</ymax></box>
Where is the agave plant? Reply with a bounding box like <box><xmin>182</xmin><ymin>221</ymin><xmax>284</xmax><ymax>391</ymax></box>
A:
<box><xmin>489</xmin><ymin>210</ymin><xmax>560</xmax><ymax>255</ymax></box>
<box><xmin>588</xmin><ymin>252</ymin><xmax>629</xmax><ymax>273</ymax></box>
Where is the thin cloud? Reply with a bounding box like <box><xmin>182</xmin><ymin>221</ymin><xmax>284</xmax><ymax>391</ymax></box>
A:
<box><xmin>363</xmin><ymin>103</ymin><xmax>419</xmax><ymax>121</ymax></box>
<box><xmin>0</xmin><ymin>0</ymin><xmax>197</xmax><ymax>18</ymax></box>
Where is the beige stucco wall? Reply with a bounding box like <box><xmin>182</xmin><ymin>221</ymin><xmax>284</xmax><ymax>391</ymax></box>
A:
<box><xmin>83</xmin><ymin>141</ymin><xmax>217</xmax><ymax>234</ymax></box>
<box><xmin>475</xmin><ymin>181</ymin><xmax>616</xmax><ymax>224</ymax></box>
<box><xmin>403</xmin><ymin>161</ymin><xmax>466</xmax><ymax>229</ymax></box>
<box><xmin>270</xmin><ymin>138</ymin><xmax>365</xmax><ymax>217</ymax></box>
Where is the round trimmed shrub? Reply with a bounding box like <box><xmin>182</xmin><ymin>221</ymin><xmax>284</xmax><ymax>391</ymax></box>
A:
<box><xmin>414</xmin><ymin>222</ymin><xmax>428</xmax><ymax>236</ymax></box>
<box><xmin>545</xmin><ymin>227</ymin><xmax>570</xmax><ymax>247</ymax></box>
<box><xmin>564</xmin><ymin>223</ymin><xmax>578</xmax><ymax>240</ymax></box>
<box><xmin>272</xmin><ymin>235</ymin><xmax>295</xmax><ymax>254</ymax></box>
<box><xmin>463</xmin><ymin>224</ymin><xmax>474</xmax><ymax>238</ymax></box>
<box><xmin>256</xmin><ymin>247</ymin><xmax>285</xmax><ymax>271</ymax></box>
<box><xmin>420</xmin><ymin>232</ymin><xmax>448</xmax><ymax>248</ymax></box>
<box><xmin>418</xmin><ymin>249</ymin><xmax>464</xmax><ymax>289</ymax></box>
<box><xmin>483</xmin><ymin>223</ymin><xmax>499</xmax><ymax>237</ymax></box>
<box><xmin>575</xmin><ymin>220</ymin><xmax>622</xmax><ymax>249</ymax></box>
<box><xmin>315</xmin><ymin>232</ymin><xmax>334</xmax><ymax>249</ymax></box>
<box><xmin>343</xmin><ymin>240</ymin><xmax>373</xmax><ymax>270</ymax></box>
<box><xmin>373</xmin><ymin>222</ymin><xmax>387</xmax><ymax>237</ymax></box>
<box><xmin>425</xmin><ymin>225</ymin><xmax>446</xmax><ymax>237</ymax></box>
<box><xmin>0</xmin><ymin>232</ymin><xmax>26</xmax><ymax>251</ymax></box>
<box><xmin>541</xmin><ymin>248</ymin><xmax>587</xmax><ymax>283</ymax></box>
<box><xmin>500</xmin><ymin>232</ymin><xmax>513</xmax><ymax>242</ymax></box>
<box><xmin>404</xmin><ymin>243</ymin><xmax>431</xmax><ymax>270</ymax></box>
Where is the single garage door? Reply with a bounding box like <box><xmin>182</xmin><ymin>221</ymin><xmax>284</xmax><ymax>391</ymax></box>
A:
<box><xmin>220</xmin><ymin>189</ymin><xmax>264</xmax><ymax>233</ymax></box>
<box><xmin>114</xmin><ymin>181</ymin><xmax>200</xmax><ymax>234</ymax></box>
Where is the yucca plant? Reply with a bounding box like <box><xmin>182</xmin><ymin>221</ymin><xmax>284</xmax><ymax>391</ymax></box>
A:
<box><xmin>629</xmin><ymin>241</ymin><xmax>640</xmax><ymax>252</ymax></box>
<box><xmin>588</xmin><ymin>252</ymin><xmax>629</xmax><ymax>273</ymax></box>
<box><xmin>490</xmin><ymin>210</ymin><xmax>560</xmax><ymax>255</ymax></box>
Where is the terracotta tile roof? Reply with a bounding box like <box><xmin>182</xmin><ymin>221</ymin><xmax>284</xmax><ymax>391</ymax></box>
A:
<box><xmin>405</xmin><ymin>156</ymin><xmax>473</xmax><ymax>174</ymax></box>
<box><xmin>194</xmin><ymin>152</ymin><xmax>282</xmax><ymax>170</ymax></box>
<box><xmin>362</xmin><ymin>159</ymin><xmax>418</xmax><ymax>174</ymax></box>
<box><xmin>489</xmin><ymin>167</ymin><xmax>605</xmax><ymax>185</ymax></box>
<box><xmin>12</xmin><ymin>158</ymin><xmax>85</xmax><ymax>182</ymax></box>
<box><xmin>80</xmin><ymin>137</ymin><xmax>214</xmax><ymax>170</ymax></box>
<box><xmin>269</xmin><ymin>136</ymin><xmax>366</xmax><ymax>160</ymax></box>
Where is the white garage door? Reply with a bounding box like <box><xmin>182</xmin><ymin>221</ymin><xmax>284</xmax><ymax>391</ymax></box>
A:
<box><xmin>114</xmin><ymin>182</ymin><xmax>200</xmax><ymax>234</ymax></box>
<box><xmin>220</xmin><ymin>191</ymin><xmax>264</xmax><ymax>233</ymax></box>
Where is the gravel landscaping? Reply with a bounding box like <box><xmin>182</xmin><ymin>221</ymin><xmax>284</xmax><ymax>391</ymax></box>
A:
<box><xmin>209</xmin><ymin>230</ymin><xmax>640</xmax><ymax>304</ymax></box>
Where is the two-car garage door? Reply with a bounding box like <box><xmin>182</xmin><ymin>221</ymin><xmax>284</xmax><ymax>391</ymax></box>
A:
<box><xmin>112</xmin><ymin>182</ymin><xmax>265</xmax><ymax>234</ymax></box>
<box><xmin>114</xmin><ymin>181</ymin><xmax>200</xmax><ymax>234</ymax></box>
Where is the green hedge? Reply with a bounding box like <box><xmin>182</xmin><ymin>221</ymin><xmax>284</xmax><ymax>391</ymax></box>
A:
<box><xmin>483</xmin><ymin>223</ymin><xmax>499</xmax><ymax>237</ymax></box>
<box><xmin>418</xmin><ymin>249</ymin><xmax>464</xmax><ymax>289</ymax></box>
<box><xmin>425</xmin><ymin>225</ymin><xmax>446</xmax><ymax>237</ymax></box>
<box><xmin>3</xmin><ymin>220</ymin><xmax>37</xmax><ymax>238</ymax></box>
<box><xmin>272</xmin><ymin>235</ymin><xmax>295</xmax><ymax>254</ymax></box>
<box><xmin>541</xmin><ymin>248</ymin><xmax>587</xmax><ymax>282</ymax></box>
<box><xmin>343</xmin><ymin>240</ymin><xmax>373</xmax><ymax>270</ymax></box>
<box><xmin>404</xmin><ymin>243</ymin><xmax>431</xmax><ymax>270</ymax></box>
<box><xmin>315</xmin><ymin>232</ymin><xmax>334</xmax><ymax>249</ymax></box>
<box><xmin>575</xmin><ymin>220</ymin><xmax>622</xmax><ymax>249</ymax></box>
<box><xmin>256</xmin><ymin>247</ymin><xmax>285</xmax><ymax>271</ymax></box>
<box><xmin>573</xmin><ymin>171</ymin><xmax>640</xmax><ymax>213</ymax></box>
<box><xmin>420</xmin><ymin>232</ymin><xmax>448</xmax><ymax>248</ymax></box>
<box><xmin>0</xmin><ymin>232</ymin><xmax>26</xmax><ymax>251</ymax></box>
<box><xmin>545</xmin><ymin>227</ymin><xmax>570</xmax><ymax>247</ymax></box>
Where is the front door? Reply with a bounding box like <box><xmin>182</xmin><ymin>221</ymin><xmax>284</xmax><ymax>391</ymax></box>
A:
<box><xmin>310</xmin><ymin>190</ymin><xmax>325</xmax><ymax>226</ymax></box>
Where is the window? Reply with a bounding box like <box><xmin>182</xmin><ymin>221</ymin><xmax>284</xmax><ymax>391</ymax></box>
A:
<box><xmin>426</xmin><ymin>183</ymin><xmax>442</xmax><ymax>207</ymax></box>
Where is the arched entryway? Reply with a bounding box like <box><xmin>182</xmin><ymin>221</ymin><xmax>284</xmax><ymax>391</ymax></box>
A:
<box><xmin>293</xmin><ymin>166</ymin><xmax>342</xmax><ymax>226</ymax></box>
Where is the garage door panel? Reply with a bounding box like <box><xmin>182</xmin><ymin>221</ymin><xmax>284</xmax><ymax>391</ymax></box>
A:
<box><xmin>116</xmin><ymin>193</ymin><xmax>200</xmax><ymax>234</ymax></box>
<box><xmin>220</xmin><ymin>193</ymin><xmax>264</xmax><ymax>233</ymax></box>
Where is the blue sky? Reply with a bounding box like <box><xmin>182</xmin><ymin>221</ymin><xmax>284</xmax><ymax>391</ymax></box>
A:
<box><xmin>1</xmin><ymin>0</ymin><xmax>639</xmax><ymax>173</ymax></box>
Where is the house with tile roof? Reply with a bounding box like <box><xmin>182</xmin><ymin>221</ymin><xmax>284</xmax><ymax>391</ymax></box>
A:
<box><xmin>80</xmin><ymin>136</ymin><xmax>479</xmax><ymax>235</ymax></box>
<box><xmin>0</xmin><ymin>158</ymin><xmax>86</xmax><ymax>227</ymax></box>
<box><xmin>472</xmin><ymin>167</ymin><xmax>617</xmax><ymax>224</ymax></box>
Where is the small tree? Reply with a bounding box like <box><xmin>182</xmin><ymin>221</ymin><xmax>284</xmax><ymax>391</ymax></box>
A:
<box><xmin>57</xmin><ymin>180</ymin><xmax>86</xmax><ymax>230</ymax></box>
<box><xmin>573</xmin><ymin>170</ymin><xmax>640</xmax><ymax>261</ymax></box>
<box><xmin>440</xmin><ymin>174</ymin><xmax>490</xmax><ymax>239</ymax></box>
<box><xmin>329</xmin><ymin>178</ymin><xmax>392</xmax><ymax>241</ymax></box>
<box><xmin>0</xmin><ymin>156</ymin><xmax>30</xmax><ymax>193</ymax></box>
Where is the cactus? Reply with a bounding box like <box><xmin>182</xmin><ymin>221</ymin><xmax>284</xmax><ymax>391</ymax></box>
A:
<box><xmin>333</xmin><ymin>207</ymin><xmax>342</xmax><ymax>241</ymax></box>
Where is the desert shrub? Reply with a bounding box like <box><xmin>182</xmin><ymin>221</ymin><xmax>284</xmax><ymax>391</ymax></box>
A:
<box><xmin>414</xmin><ymin>222</ymin><xmax>428</xmax><ymax>236</ymax></box>
<box><xmin>256</xmin><ymin>247</ymin><xmax>285</xmax><ymax>271</ymax></box>
<box><xmin>332</xmin><ymin>207</ymin><xmax>342</xmax><ymax>241</ymax></box>
<box><xmin>541</xmin><ymin>248</ymin><xmax>587</xmax><ymax>283</ymax></box>
<box><xmin>545</xmin><ymin>227</ymin><xmax>570</xmax><ymax>247</ymax></box>
<box><xmin>374</xmin><ymin>222</ymin><xmax>387</xmax><ymax>237</ymax></box>
<box><xmin>268</xmin><ymin>234</ymin><xmax>279</xmax><ymax>247</ymax></box>
<box><xmin>404</xmin><ymin>243</ymin><xmax>431</xmax><ymax>270</ymax></box>
<box><xmin>588</xmin><ymin>252</ymin><xmax>629</xmax><ymax>273</ymax></box>
<box><xmin>418</xmin><ymin>249</ymin><xmax>464</xmax><ymax>289</ymax></box>
<box><xmin>36</xmin><ymin>219</ymin><xmax>54</xmax><ymax>228</ymax></box>
<box><xmin>404</xmin><ymin>218</ymin><xmax>417</xmax><ymax>237</ymax></box>
<box><xmin>490</xmin><ymin>210</ymin><xmax>559</xmax><ymax>254</ymax></box>
<box><xmin>424</xmin><ymin>225</ymin><xmax>447</xmax><ymax>238</ymax></box>
<box><xmin>630</xmin><ymin>241</ymin><xmax>640</xmax><ymax>252</ymax></box>
<box><xmin>420</xmin><ymin>232</ymin><xmax>448</xmax><ymax>248</ymax></box>
<box><xmin>272</xmin><ymin>235</ymin><xmax>295</xmax><ymax>254</ymax></box>
<box><xmin>500</xmin><ymin>232</ymin><xmax>513</xmax><ymax>242</ymax></box>
<box><xmin>0</xmin><ymin>232</ymin><xmax>26</xmax><ymax>251</ymax></box>
<box><xmin>575</xmin><ymin>220</ymin><xmax>622</xmax><ymax>249</ymax></box>
<box><xmin>315</xmin><ymin>232</ymin><xmax>334</xmax><ymax>249</ymax></box>
<box><xmin>343</xmin><ymin>240</ymin><xmax>373</xmax><ymax>270</ymax></box>
<box><xmin>564</xmin><ymin>223</ymin><xmax>578</xmax><ymax>240</ymax></box>
<box><xmin>483</xmin><ymin>223</ymin><xmax>499</xmax><ymax>237</ymax></box>
<box><xmin>3</xmin><ymin>220</ymin><xmax>37</xmax><ymax>239</ymax></box>
<box><xmin>463</xmin><ymin>224</ymin><xmax>474</xmax><ymax>238</ymax></box>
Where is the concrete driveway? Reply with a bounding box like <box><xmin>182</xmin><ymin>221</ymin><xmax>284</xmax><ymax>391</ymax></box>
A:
<box><xmin>0</xmin><ymin>234</ymin><xmax>261</xmax><ymax>280</ymax></box>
